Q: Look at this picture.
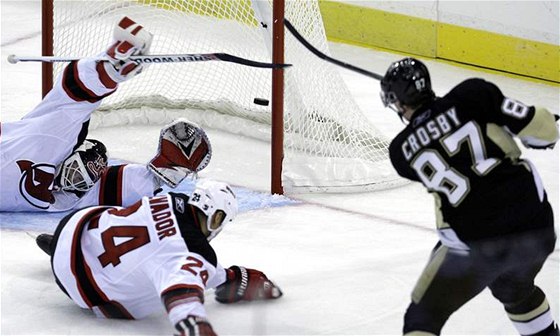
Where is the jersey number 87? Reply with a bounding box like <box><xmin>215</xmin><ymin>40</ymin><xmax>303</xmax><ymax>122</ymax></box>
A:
<box><xmin>411</xmin><ymin>121</ymin><xmax>499</xmax><ymax>206</ymax></box>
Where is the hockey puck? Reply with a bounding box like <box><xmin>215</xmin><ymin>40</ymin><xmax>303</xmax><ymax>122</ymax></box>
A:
<box><xmin>253</xmin><ymin>98</ymin><xmax>270</xmax><ymax>106</ymax></box>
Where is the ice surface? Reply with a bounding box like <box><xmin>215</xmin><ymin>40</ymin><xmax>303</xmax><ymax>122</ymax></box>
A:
<box><xmin>1</xmin><ymin>1</ymin><xmax>558</xmax><ymax>335</ymax></box>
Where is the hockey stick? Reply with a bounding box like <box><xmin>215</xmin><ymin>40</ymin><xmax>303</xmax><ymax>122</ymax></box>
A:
<box><xmin>283</xmin><ymin>19</ymin><xmax>383</xmax><ymax>80</ymax></box>
<box><xmin>7</xmin><ymin>53</ymin><xmax>292</xmax><ymax>69</ymax></box>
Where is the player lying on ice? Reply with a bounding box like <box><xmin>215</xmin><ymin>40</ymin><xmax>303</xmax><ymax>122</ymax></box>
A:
<box><xmin>35</xmin><ymin>179</ymin><xmax>283</xmax><ymax>336</ymax></box>
<box><xmin>0</xmin><ymin>17</ymin><xmax>211</xmax><ymax>212</ymax></box>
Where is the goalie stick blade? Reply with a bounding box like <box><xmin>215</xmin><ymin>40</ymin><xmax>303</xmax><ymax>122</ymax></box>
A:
<box><xmin>213</xmin><ymin>53</ymin><xmax>291</xmax><ymax>69</ymax></box>
<box><xmin>283</xmin><ymin>19</ymin><xmax>383</xmax><ymax>81</ymax></box>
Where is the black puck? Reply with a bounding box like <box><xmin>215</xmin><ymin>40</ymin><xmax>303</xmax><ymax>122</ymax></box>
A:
<box><xmin>253</xmin><ymin>98</ymin><xmax>270</xmax><ymax>106</ymax></box>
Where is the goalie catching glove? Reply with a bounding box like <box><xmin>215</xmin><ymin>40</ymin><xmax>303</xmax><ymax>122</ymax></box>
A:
<box><xmin>148</xmin><ymin>119</ymin><xmax>212</xmax><ymax>188</ymax></box>
<box><xmin>215</xmin><ymin>266</ymin><xmax>283</xmax><ymax>304</ymax></box>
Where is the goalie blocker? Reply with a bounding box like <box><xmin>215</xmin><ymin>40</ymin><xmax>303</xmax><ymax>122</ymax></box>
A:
<box><xmin>149</xmin><ymin>119</ymin><xmax>212</xmax><ymax>188</ymax></box>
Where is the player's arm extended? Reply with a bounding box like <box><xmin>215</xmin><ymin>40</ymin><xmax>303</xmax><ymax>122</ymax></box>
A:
<box><xmin>96</xmin><ymin>164</ymin><xmax>161</xmax><ymax>207</ymax></box>
<box><xmin>161</xmin><ymin>283</ymin><xmax>215</xmax><ymax>336</ymax></box>
<box><xmin>150</xmin><ymin>253</ymin><xmax>222</xmax><ymax>336</ymax></box>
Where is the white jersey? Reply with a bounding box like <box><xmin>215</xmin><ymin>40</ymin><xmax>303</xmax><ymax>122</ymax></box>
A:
<box><xmin>50</xmin><ymin>163</ymin><xmax>160</xmax><ymax>212</ymax></box>
<box><xmin>0</xmin><ymin>59</ymin><xmax>161</xmax><ymax>212</ymax></box>
<box><xmin>51</xmin><ymin>193</ymin><xmax>227</xmax><ymax>327</ymax></box>
<box><xmin>0</xmin><ymin>58</ymin><xmax>118</xmax><ymax>211</ymax></box>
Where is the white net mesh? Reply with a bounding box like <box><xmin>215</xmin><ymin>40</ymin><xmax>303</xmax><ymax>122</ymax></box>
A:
<box><xmin>50</xmin><ymin>0</ymin><xmax>405</xmax><ymax>192</ymax></box>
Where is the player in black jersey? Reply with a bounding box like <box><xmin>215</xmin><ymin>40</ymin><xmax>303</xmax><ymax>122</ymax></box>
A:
<box><xmin>380</xmin><ymin>58</ymin><xmax>559</xmax><ymax>335</ymax></box>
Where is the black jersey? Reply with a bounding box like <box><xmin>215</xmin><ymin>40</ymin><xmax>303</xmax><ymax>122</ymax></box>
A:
<box><xmin>389</xmin><ymin>78</ymin><xmax>552</xmax><ymax>243</ymax></box>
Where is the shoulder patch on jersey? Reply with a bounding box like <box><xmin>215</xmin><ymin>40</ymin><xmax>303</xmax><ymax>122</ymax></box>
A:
<box><xmin>16</xmin><ymin>160</ymin><xmax>56</xmax><ymax>209</ymax></box>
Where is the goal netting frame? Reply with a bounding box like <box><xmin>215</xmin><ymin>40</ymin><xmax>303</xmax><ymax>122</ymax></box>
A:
<box><xmin>42</xmin><ymin>0</ymin><xmax>405</xmax><ymax>194</ymax></box>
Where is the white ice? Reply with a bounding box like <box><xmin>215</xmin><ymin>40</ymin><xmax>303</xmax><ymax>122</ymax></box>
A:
<box><xmin>1</xmin><ymin>1</ymin><xmax>558</xmax><ymax>335</ymax></box>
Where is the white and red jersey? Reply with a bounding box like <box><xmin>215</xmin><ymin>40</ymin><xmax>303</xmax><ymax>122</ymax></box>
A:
<box><xmin>0</xmin><ymin>57</ymin><xmax>119</xmax><ymax>211</ymax></box>
<box><xmin>51</xmin><ymin>193</ymin><xmax>227</xmax><ymax>327</ymax></box>
<box><xmin>50</xmin><ymin>164</ymin><xmax>160</xmax><ymax>212</ymax></box>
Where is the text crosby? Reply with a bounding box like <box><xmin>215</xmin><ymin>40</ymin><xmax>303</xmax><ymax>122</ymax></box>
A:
<box><xmin>402</xmin><ymin>108</ymin><xmax>461</xmax><ymax>161</ymax></box>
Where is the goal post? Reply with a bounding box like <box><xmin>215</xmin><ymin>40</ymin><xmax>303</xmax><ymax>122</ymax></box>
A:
<box><xmin>42</xmin><ymin>0</ymin><xmax>405</xmax><ymax>194</ymax></box>
<box><xmin>271</xmin><ymin>0</ymin><xmax>285</xmax><ymax>195</ymax></box>
<box><xmin>42</xmin><ymin>0</ymin><xmax>53</xmax><ymax>98</ymax></box>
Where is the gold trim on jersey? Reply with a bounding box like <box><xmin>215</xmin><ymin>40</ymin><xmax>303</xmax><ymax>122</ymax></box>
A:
<box><xmin>507</xmin><ymin>298</ymin><xmax>550</xmax><ymax>322</ymax></box>
<box><xmin>518</xmin><ymin>107</ymin><xmax>560</xmax><ymax>143</ymax></box>
<box><xmin>433</xmin><ymin>194</ymin><xmax>448</xmax><ymax>229</ymax></box>
<box><xmin>486</xmin><ymin>123</ymin><xmax>521</xmax><ymax>161</ymax></box>
<box><xmin>411</xmin><ymin>244</ymin><xmax>448</xmax><ymax>304</ymax></box>
<box><xmin>404</xmin><ymin>331</ymin><xmax>437</xmax><ymax>336</ymax></box>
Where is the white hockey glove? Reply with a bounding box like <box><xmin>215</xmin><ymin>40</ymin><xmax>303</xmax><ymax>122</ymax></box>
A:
<box><xmin>215</xmin><ymin>266</ymin><xmax>283</xmax><ymax>304</ymax></box>
<box><xmin>103</xmin><ymin>16</ymin><xmax>153</xmax><ymax>82</ymax></box>
<box><xmin>148</xmin><ymin>119</ymin><xmax>212</xmax><ymax>188</ymax></box>
<box><xmin>175</xmin><ymin>315</ymin><xmax>216</xmax><ymax>336</ymax></box>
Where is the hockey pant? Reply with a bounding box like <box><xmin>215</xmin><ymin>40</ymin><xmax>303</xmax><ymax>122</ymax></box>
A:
<box><xmin>404</xmin><ymin>203</ymin><xmax>557</xmax><ymax>336</ymax></box>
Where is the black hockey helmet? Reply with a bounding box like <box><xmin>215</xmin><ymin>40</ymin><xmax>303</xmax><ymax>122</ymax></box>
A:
<box><xmin>380</xmin><ymin>58</ymin><xmax>435</xmax><ymax>114</ymax></box>
<box><xmin>59</xmin><ymin>139</ymin><xmax>108</xmax><ymax>192</ymax></box>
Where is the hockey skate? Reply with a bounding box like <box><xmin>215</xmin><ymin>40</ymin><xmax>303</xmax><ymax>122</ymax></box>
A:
<box><xmin>36</xmin><ymin>234</ymin><xmax>54</xmax><ymax>256</ymax></box>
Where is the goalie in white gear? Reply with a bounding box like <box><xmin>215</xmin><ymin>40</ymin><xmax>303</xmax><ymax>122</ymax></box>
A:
<box><xmin>57</xmin><ymin>118</ymin><xmax>212</xmax><ymax>212</ymax></box>
<box><xmin>0</xmin><ymin>17</ymin><xmax>211</xmax><ymax>212</ymax></box>
<box><xmin>35</xmin><ymin>180</ymin><xmax>282</xmax><ymax>336</ymax></box>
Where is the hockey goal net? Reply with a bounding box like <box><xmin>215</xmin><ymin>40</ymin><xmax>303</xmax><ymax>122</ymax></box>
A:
<box><xmin>43</xmin><ymin>0</ymin><xmax>404</xmax><ymax>193</ymax></box>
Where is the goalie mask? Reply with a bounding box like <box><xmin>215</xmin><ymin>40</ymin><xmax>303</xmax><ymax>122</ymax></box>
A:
<box><xmin>188</xmin><ymin>180</ymin><xmax>238</xmax><ymax>241</ymax></box>
<box><xmin>59</xmin><ymin>139</ymin><xmax>108</xmax><ymax>193</ymax></box>
<box><xmin>380</xmin><ymin>57</ymin><xmax>435</xmax><ymax>116</ymax></box>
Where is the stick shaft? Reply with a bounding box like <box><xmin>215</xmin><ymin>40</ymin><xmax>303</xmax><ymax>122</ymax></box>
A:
<box><xmin>8</xmin><ymin>52</ymin><xmax>291</xmax><ymax>69</ymax></box>
<box><xmin>283</xmin><ymin>19</ymin><xmax>383</xmax><ymax>80</ymax></box>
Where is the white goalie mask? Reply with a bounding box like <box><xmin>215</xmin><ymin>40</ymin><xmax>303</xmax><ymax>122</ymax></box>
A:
<box><xmin>59</xmin><ymin>139</ymin><xmax>108</xmax><ymax>193</ymax></box>
<box><xmin>188</xmin><ymin>180</ymin><xmax>238</xmax><ymax>241</ymax></box>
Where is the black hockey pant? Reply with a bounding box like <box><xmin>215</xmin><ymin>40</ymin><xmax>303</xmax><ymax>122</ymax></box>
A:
<box><xmin>403</xmin><ymin>206</ymin><xmax>557</xmax><ymax>335</ymax></box>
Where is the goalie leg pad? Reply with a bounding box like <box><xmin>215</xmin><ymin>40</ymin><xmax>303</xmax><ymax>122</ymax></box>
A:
<box><xmin>148</xmin><ymin>119</ymin><xmax>212</xmax><ymax>188</ymax></box>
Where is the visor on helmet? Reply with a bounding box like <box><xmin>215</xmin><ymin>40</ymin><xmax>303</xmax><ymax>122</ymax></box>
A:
<box><xmin>187</xmin><ymin>180</ymin><xmax>238</xmax><ymax>241</ymax></box>
<box><xmin>379</xmin><ymin>90</ymin><xmax>403</xmax><ymax>114</ymax></box>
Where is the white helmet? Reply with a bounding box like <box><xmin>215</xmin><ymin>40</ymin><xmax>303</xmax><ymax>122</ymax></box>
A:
<box><xmin>59</xmin><ymin>139</ymin><xmax>108</xmax><ymax>193</ymax></box>
<box><xmin>188</xmin><ymin>179</ymin><xmax>238</xmax><ymax>241</ymax></box>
